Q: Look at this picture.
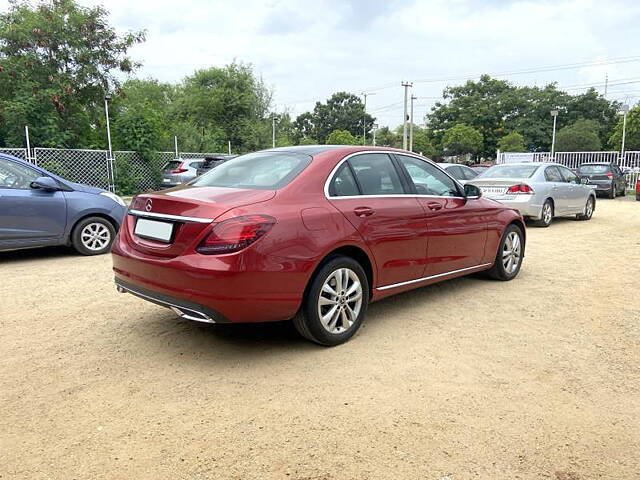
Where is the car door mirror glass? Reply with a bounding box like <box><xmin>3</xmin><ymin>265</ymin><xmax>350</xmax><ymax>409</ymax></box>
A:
<box><xmin>464</xmin><ymin>183</ymin><xmax>482</xmax><ymax>198</ymax></box>
<box><xmin>30</xmin><ymin>176</ymin><xmax>60</xmax><ymax>191</ymax></box>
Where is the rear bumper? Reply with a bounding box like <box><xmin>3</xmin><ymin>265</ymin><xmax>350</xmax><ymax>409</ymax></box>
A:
<box><xmin>111</xmin><ymin>238</ymin><xmax>310</xmax><ymax>323</ymax></box>
<box><xmin>485</xmin><ymin>196</ymin><xmax>543</xmax><ymax>219</ymax></box>
<box><xmin>115</xmin><ymin>278</ymin><xmax>228</xmax><ymax>323</ymax></box>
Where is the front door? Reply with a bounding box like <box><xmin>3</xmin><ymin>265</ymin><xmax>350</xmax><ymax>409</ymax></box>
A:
<box><xmin>558</xmin><ymin>165</ymin><xmax>587</xmax><ymax>212</ymax></box>
<box><xmin>326</xmin><ymin>152</ymin><xmax>427</xmax><ymax>287</ymax></box>
<box><xmin>0</xmin><ymin>157</ymin><xmax>67</xmax><ymax>248</ymax></box>
<box><xmin>393</xmin><ymin>154</ymin><xmax>488</xmax><ymax>276</ymax></box>
<box><xmin>543</xmin><ymin>165</ymin><xmax>569</xmax><ymax>214</ymax></box>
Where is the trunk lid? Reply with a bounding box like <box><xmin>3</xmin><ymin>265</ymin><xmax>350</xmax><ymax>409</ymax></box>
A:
<box><xmin>469</xmin><ymin>178</ymin><xmax>532</xmax><ymax>197</ymax></box>
<box><xmin>126</xmin><ymin>185</ymin><xmax>276</xmax><ymax>257</ymax></box>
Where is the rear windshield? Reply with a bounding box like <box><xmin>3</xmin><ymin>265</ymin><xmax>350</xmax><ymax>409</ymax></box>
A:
<box><xmin>578</xmin><ymin>164</ymin><xmax>611</xmax><ymax>174</ymax></box>
<box><xmin>192</xmin><ymin>151</ymin><xmax>311</xmax><ymax>190</ymax></box>
<box><xmin>162</xmin><ymin>161</ymin><xmax>181</xmax><ymax>173</ymax></box>
<box><xmin>480</xmin><ymin>165</ymin><xmax>540</xmax><ymax>178</ymax></box>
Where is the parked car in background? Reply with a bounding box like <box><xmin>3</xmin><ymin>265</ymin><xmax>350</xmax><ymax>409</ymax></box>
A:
<box><xmin>438</xmin><ymin>163</ymin><xmax>479</xmax><ymax>183</ymax></box>
<box><xmin>469</xmin><ymin>162</ymin><xmax>596</xmax><ymax>227</ymax></box>
<box><xmin>196</xmin><ymin>155</ymin><xmax>238</xmax><ymax>177</ymax></box>
<box><xmin>0</xmin><ymin>153</ymin><xmax>126</xmax><ymax>255</ymax></box>
<box><xmin>470</xmin><ymin>163</ymin><xmax>493</xmax><ymax>174</ymax></box>
<box><xmin>636</xmin><ymin>177</ymin><xmax>640</xmax><ymax>201</ymax></box>
<box><xmin>113</xmin><ymin>146</ymin><xmax>526</xmax><ymax>346</ymax></box>
<box><xmin>161</xmin><ymin>158</ymin><xmax>206</xmax><ymax>188</ymax></box>
<box><xmin>577</xmin><ymin>162</ymin><xmax>627</xmax><ymax>199</ymax></box>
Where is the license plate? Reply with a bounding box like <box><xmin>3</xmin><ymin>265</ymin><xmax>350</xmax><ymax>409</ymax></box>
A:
<box><xmin>134</xmin><ymin>218</ymin><xmax>174</xmax><ymax>243</ymax></box>
<box><xmin>163</xmin><ymin>178</ymin><xmax>171</xmax><ymax>183</ymax></box>
<box><xmin>481</xmin><ymin>187</ymin><xmax>506</xmax><ymax>196</ymax></box>
<box><xmin>588</xmin><ymin>184</ymin><xmax>598</xmax><ymax>189</ymax></box>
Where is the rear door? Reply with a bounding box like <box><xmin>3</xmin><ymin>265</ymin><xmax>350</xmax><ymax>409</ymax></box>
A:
<box><xmin>543</xmin><ymin>165</ymin><xmax>569</xmax><ymax>214</ymax></box>
<box><xmin>558</xmin><ymin>166</ymin><xmax>587</xmax><ymax>212</ymax></box>
<box><xmin>394</xmin><ymin>154</ymin><xmax>488</xmax><ymax>277</ymax></box>
<box><xmin>0</xmin><ymin>157</ymin><xmax>66</xmax><ymax>247</ymax></box>
<box><xmin>326</xmin><ymin>152</ymin><xmax>428</xmax><ymax>287</ymax></box>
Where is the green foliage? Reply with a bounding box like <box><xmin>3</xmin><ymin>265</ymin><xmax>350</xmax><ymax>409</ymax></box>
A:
<box><xmin>427</xmin><ymin>76</ymin><xmax>620</xmax><ymax>157</ymax></box>
<box><xmin>441</xmin><ymin>124</ymin><xmax>483</xmax><ymax>156</ymax></box>
<box><xmin>0</xmin><ymin>0</ymin><xmax>145</xmax><ymax>148</ymax></box>
<box><xmin>609</xmin><ymin>106</ymin><xmax>640</xmax><ymax>151</ymax></box>
<box><xmin>298</xmin><ymin>137</ymin><xmax>317</xmax><ymax>145</ymax></box>
<box><xmin>326</xmin><ymin>129</ymin><xmax>358</xmax><ymax>145</ymax></box>
<box><xmin>555</xmin><ymin>119</ymin><xmax>602</xmax><ymax>152</ymax></box>
<box><xmin>373</xmin><ymin>126</ymin><xmax>400</xmax><ymax>147</ymax></box>
<box><xmin>295</xmin><ymin>92</ymin><xmax>374</xmax><ymax>144</ymax></box>
<box><xmin>497</xmin><ymin>132</ymin><xmax>526</xmax><ymax>152</ymax></box>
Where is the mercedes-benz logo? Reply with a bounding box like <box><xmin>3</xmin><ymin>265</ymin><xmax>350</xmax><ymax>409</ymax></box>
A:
<box><xmin>145</xmin><ymin>199</ymin><xmax>153</xmax><ymax>212</ymax></box>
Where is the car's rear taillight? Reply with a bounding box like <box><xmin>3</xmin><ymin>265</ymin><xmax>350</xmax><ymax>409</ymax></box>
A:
<box><xmin>506</xmin><ymin>184</ymin><xmax>534</xmax><ymax>194</ymax></box>
<box><xmin>605</xmin><ymin>172</ymin><xmax>614</xmax><ymax>178</ymax></box>
<box><xmin>170</xmin><ymin>162</ymin><xmax>188</xmax><ymax>174</ymax></box>
<box><xmin>196</xmin><ymin>215</ymin><xmax>276</xmax><ymax>255</ymax></box>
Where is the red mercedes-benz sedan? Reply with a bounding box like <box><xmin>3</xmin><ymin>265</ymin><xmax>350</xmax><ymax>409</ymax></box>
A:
<box><xmin>112</xmin><ymin>146</ymin><xmax>526</xmax><ymax>345</ymax></box>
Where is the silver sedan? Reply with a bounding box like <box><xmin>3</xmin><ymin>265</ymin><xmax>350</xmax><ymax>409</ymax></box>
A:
<box><xmin>469</xmin><ymin>162</ymin><xmax>596</xmax><ymax>227</ymax></box>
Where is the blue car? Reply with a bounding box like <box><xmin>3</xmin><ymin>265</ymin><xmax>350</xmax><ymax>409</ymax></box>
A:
<box><xmin>0</xmin><ymin>153</ymin><xmax>126</xmax><ymax>255</ymax></box>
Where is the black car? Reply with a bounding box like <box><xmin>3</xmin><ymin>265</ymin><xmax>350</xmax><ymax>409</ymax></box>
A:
<box><xmin>195</xmin><ymin>155</ymin><xmax>238</xmax><ymax>177</ymax></box>
<box><xmin>577</xmin><ymin>162</ymin><xmax>627</xmax><ymax>199</ymax></box>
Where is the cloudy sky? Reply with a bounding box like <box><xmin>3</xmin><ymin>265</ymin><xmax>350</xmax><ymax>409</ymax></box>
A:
<box><xmin>5</xmin><ymin>0</ymin><xmax>640</xmax><ymax>127</ymax></box>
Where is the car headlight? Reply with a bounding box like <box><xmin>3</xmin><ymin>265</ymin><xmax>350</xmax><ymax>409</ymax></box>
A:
<box><xmin>100</xmin><ymin>191</ymin><xmax>126</xmax><ymax>207</ymax></box>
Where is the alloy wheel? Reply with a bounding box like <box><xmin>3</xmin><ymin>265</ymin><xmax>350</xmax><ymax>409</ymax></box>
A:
<box><xmin>542</xmin><ymin>203</ymin><xmax>552</xmax><ymax>225</ymax></box>
<box><xmin>317</xmin><ymin>268</ymin><xmax>363</xmax><ymax>334</ymax></box>
<box><xmin>585</xmin><ymin>198</ymin><xmax>594</xmax><ymax>218</ymax></box>
<box><xmin>502</xmin><ymin>231</ymin><xmax>522</xmax><ymax>275</ymax></box>
<box><xmin>80</xmin><ymin>222</ymin><xmax>112</xmax><ymax>251</ymax></box>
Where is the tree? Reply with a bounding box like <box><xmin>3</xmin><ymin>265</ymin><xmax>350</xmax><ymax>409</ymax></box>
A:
<box><xmin>175</xmin><ymin>62</ymin><xmax>272</xmax><ymax>153</ymax></box>
<box><xmin>555</xmin><ymin>119</ymin><xmax>602</xmax><ymax>152</ymax></box>
<box><xmin>609</xmin><ymin>106</ymin><xmax>640</xmax><ymax>151</ymax></box>
<box><xmin>294</xmin><ymin>92</ymin><xmax>374</xmax><ymax>144</ymax></box>
<box><xmin>326</xmin><ymin>129</ymin><xmax>358</xmax><ymax>145</ymax></box>
<box><xmin>373</xmin><ymin>126</ymin><xmax>401</xmax><ymax>147</ymax></box>
<box><xmin>441</xmin><ymin>124</ymin><xmax>483</xmax><ymax>156</ymax></box>
<box><xmin>497</xmin><ymin>132</ymin><xmax>526</xmax><ymax>152</ymax></box>
<box><xmin>0</xmin><ymin>0</ymin><xmax>145</xmax><ymax>148</ymax></box>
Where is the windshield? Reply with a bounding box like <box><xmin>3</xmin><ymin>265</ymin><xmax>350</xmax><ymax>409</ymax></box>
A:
<box><xmin>192</xmin><ymin>151</ymin><xmax>311</xmax><ymax>189</ymax></box>
<box><xmin>480</xmin><ymin>164</ymin><xmax>540</xmax><ymax>178</ymax></box>
<box><xmin>578</xmin><ymin>164</ymin><xmax>611</xmax><ymax>174</ymax></box>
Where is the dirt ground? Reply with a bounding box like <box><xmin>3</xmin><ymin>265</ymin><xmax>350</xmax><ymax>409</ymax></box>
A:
<box><xmin>1</xmin><ymin>197</ymin><xmax>639</xmax><ymax>480</ymax></box>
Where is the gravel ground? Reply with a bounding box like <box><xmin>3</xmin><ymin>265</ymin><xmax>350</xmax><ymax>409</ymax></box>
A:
<box><xmin>1</xmin><ymin>197</ymin><xmax>639</xmax><ymax>480</ymax></box>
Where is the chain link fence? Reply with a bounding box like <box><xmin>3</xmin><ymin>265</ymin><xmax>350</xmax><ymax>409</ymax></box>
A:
<box><xmin>0</xmin><ymin>147</ymin><xmax>226</xmax><ymax>193</ymax></box>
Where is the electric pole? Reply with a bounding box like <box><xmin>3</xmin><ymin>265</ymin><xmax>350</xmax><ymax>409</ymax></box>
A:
<box><xmin>401</xmin><ymin>81</ymin><xmax>412</xmax><ymax>150</ymax></box>
<box><xmin>604</xmin><ymin>72</ymin><xmax>608</xmax><ymax>97</ymax></box>
<box><xmin>550</xmin><ymin>109</ymin><xmax>559</xmax><ymax>159</ymax></box>
<box><xmin>409</xmin><ymin>94</ymin><xmax>417</xmax><ymax>152</ymax></box>
<box><xmin>362</xmin><ymin>92</ymin><xmax>376</xmax><ymax>145</ymax></box>
<box><xmin>620</xmin><ymin>104</ymin><xmax>629</xmax><ymax>163</ymax></box>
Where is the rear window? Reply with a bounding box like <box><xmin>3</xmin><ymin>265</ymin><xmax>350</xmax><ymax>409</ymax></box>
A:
<box><xmin>162</xmin><ymin>161</ymin><xmax>181</xmax><ymax>173</ymax></box>
<box><xmin>480</xmin><ymin>165</ymin><xmax>540</xmax><ymax>178</ymax></box>
<box><xmin>578</xmin><ymin>164</ymin><xmax>611</xmax><ymax>174</ymax></box>
<box><xmin>192</xmin><ymin>151</ymin><xmax>311</xmax><ymax>190</ymax></box>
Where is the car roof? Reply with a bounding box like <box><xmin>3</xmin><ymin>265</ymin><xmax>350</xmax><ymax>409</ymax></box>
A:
<box><xmin>438</xmin><ymin>163</ymin><xmax>472</xmax><ymax>168</ymax></box>
<box><xmin>261</xmin><ymin>145</ymin><xmax>421</xmax><ymax>157</ymax></box>
<box><xmin>579</xmin><ymin>162</ymin><xmax>611</xmax><ymax>166</ymax></box>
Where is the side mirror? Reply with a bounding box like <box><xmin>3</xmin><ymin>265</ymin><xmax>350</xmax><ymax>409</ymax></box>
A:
<box><xmin>464</xmin><ymin>183</ymin><xmax>482</xmax><ymax>198</ymax></box>
<box><xmin>30</xmin><ymin>176</ymin><xmax>60</xmax><ymax>192</ymax></box>
<box><xmin>580</xmin><ymin>177</ymin><xmax>589</xmax><ymax>184</ymax></box>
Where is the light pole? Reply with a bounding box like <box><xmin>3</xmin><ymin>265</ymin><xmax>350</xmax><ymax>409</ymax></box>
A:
<box><xmin>372</xmin><ymin>123</ymin><xmax>379</xmax><ymax>146</ymax></box>
<box><xmin>620</xmin><ymin>104</ymin><xmax>629</xmax><ymax>163</ymax></box>
<box><xmin>272</xmin><ymin>115</ymin><xmax>276</xmax><ymax>148</ymax></box>
<box><xmin>409</xmin><ymin>94</ymin><xmax>417</xmax><ymax>151</ymax></box>
<box><xmin>550</xmin><ymin>109</ymin><xmax>559</xmax><ymax>159</ymax></box>
<box><xmin>362</xmin><ymin>92</ymin><xmax>376</xmax><ymax>145</ymax></box>
<box><xmin>104</xmin><ymin>95</ymin><xmax>113</xmax><ymax>159</ymax></box>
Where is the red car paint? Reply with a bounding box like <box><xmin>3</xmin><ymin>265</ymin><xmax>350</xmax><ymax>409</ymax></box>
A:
<box><xmin>112</xmin><ymin>146</ymin><xmax>525</xmax><ymax>323</ymax></box>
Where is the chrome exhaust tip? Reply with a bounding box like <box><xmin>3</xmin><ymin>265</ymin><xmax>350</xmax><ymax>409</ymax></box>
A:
<box><xmin>116</xmin><ymin>285</ymin><xmax>126</xmax><ymax>293</ymax></box>
<box><xmin>170</xmin><ymin>306</ymin><xmax>215</xmax><ymax>324</ymax></box>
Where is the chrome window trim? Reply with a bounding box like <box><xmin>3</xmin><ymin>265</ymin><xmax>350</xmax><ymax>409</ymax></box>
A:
<box><xmin>376</xmin><ymin>263</ymin><xmax>493</xmax><ymax>291</ymax></box>
<box><xmin>323</xmin><ymin>150</ymin><xmax>466</xmax><ymax>200</ymax></box>
<box><xmin>128</xmin><ymin>209</ymin><xmax>213</xmax><ymax>224</ymax></box>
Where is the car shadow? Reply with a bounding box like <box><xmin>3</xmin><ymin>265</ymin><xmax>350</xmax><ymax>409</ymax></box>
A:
<box><xmin>0</xmin><ymin>245</ymin><xmax>78</xmax><ymax>265</ymax></box>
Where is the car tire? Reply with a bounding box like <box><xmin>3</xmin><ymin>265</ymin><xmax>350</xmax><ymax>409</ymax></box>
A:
<box><xmin>293</xmin><ymin>255</ymin><xmax>369</xmax><ymax>346</ymax></box>
<box><xmin>535</xmin><ymin>200</ymin><xmax>553</xmax><ymax>227</ymax></box>
<box><xmin>485</xmin><ymin>224</ymin><xmax>524</xmax><ymax>281</ymax></box>
<box><xmin>576</xmin><ymin>196</ymin><xmax>595</xmax><ymax>221</ymax></box>
<box><xmin>71</xmin><ymin>216</ymin><xmax>116</xmax><ymax>256</ymax></box>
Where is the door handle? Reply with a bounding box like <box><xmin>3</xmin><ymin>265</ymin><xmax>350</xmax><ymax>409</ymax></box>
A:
<box><xmin>354</xmin><ymin>206</ymin><xmax>374</xmax><ymax>217</ymax></box>
<box><xmin>426</xmin><ymin>202</ymin><xmax>443</xmax><ymax>211</ymax></box>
